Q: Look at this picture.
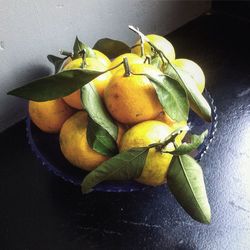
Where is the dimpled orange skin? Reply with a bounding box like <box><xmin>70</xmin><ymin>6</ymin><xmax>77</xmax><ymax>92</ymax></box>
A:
<box><xmin>62</xmin><ymin>58</ymin><xmax>112</xmax><ymax>110</ymax></box>
<box><xmin>104</xmin><ymin>63</ymin><xmax>163</xmax><ymax>124</ymax></box>
<box><xmin>29</xmin><ymin>99</ymin><xmax>75</xmax><ymax>133</ymax></box>
<box><xmin>59</xmin><ymin>111</ymin><xmax>125</xmax><ymax>171</ymax></box>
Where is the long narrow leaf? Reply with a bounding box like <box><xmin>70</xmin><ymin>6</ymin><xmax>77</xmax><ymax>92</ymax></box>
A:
<box><xmin>7</xmin><ymin>69</ymin><xmax>103</xmax><ymax>101</ymax></box>
<box><xmin>167</xmin><ymin>155</ymin><xmax>211</xmax><ymax>224</ymax></box>
<box><xmin>165</xmin><ymin>65</ymin><xmax>212</xmax><ymax>122</ymax></box>
<box><xmin>81</xmin><ymin>83</ymin><xmax>118</xmax><ymax>140</ymax></box>
<box><xmin>81</xmin><ymin>147</ymin><xmax>149</xmax><ymax>193</ymax></box>
<box><xmin>146</xmin><ymin>74</ymin><xmax>189</xmax><ymax>122</ymax></box>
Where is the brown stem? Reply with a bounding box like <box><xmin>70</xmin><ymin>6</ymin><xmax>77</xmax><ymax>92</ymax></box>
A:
<box><xmin>143</xmin><ymin>56</ymin><xmax>151</xmax><ymax>64</ymax></box>
<box><xmin>79</xmin><ymin>49</ymin><xmax>87</xmax><ymax>68</ymax></box>
<box><xmin>123</xmin><ymin>57</ymin><xmax>131</xmax><ymax>77</ymax></box>
<box><xmin>148</xmin><ymin>126</ymin><xmax>189</xmax><ymax>152</ymax></box>
<box><xmin>140</xmin><ymin>38</ymin><xmax>145</xmax><ymax>57</ymax></box>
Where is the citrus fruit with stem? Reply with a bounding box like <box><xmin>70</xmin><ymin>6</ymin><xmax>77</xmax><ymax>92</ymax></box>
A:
<box><xmin>172</xmin><ymin>58</ymin><xmax>205</xmax><ymax>93</ymax></box>
<box><xmin>104</xmin><ymin>63</ymin><xmax>163</xmax><ymax>124</ymax></box>
<box><xmin>62</xmin><ymin>57</ymin><xmax>112</xmax><ymax>109</ymax></box>
<box><xmin>29</xmin><ymin>99</ymin><xmax>75</xmax><ymax>133</ymax></box>
<box><xmin>131</xmin><ymin>34</ymin><xmax>175</xmax><ymax>62</ymax></box>
<box><xmin>108</xmin><ymin>53</ymin><xmax>144</xmax><ymax>75</ymax></box>
<box><xmin>119</xmin><ymin>120</ymin><xmax>184</xmax><ymax>186</ymax></box>
<box><xmin>60</xmin><ymin>111</ymin><xmax>125</xmax><ymax>171</ymax></box>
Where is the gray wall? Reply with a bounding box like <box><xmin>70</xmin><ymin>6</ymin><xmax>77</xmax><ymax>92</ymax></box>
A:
<box><xmin>0</xmin><ymin>0</ymin><xmax>210</xmax><ymax>132</ymax></box>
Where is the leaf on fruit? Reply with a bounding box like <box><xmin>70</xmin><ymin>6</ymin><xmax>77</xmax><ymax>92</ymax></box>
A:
<box><xmin>73</xmin><ymin>36</ymin><xmax>96</xmax><ymax>59</ymax></box>
<box><xmin>81</xmin><ymin>147</ymin><xmax>149</xmax><ymax>193</ymax></box>
<box><xmin>164</xmin><ymin>64</ymin><xmax>212</xmax><ymax>122</ymax></box>
<box><xmin>7</xmin><ymin>69</ymin><xmax>103</xmax><ymax>101</ymax></box>
<box><xmin>93</xmin><ymin>38</ymin><xmax>130</xmax><ymax>58</ymax></box>
<box><xmin>47</xmin><ymin>55</ymin><xmax>68</xmax><ymax>73</ymax></box>
<box><xmin>87</xmin><ymin>116</ymin><xmax>118</xmax><ymax>157</ymax></box>
<box><xmin>170</xmin><ymin>130</ymin><xmax>208</xmax><ymax>155</ymax></box>
<box><xmin>167</xmin><ymin>154</ymin><xmax>211</xmax><ymax>224</ymax></box>
<box><xmin>146</xmin><ymin>74</ymin><xmax>189</xmax><ymax>122</ymax></box>
<box><xmin>81</xmin><ymin>82</ymin><xmax>118</xmax><ymax>140</ymax></box>
<box><xmin>150</xmin><ymin>56</ymin><xmax>162</xmax><ymax>69</ymax></box>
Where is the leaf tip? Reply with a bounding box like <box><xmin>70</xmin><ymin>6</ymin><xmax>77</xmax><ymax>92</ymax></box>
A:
<box><xmin>7</xmin><ymin>89</ymin><xmax>17</xmax><ymax>97</ymax></box>
<box><xmin>203</xmin><ymin>214</ymin><xmax>211</xmax><ymax>225</ymax></box>
<box><xmin>204</xmin><ymin>129</ymin><xmax>209</xmax><ymax>137</ymax></box>
<box><xmin>81</xmin><ymin>181</ymin><xmax>93</xmax><ymax>194</ymax></box>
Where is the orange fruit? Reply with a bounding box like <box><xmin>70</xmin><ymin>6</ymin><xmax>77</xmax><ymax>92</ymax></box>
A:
<box><xmin>62</xmin><ymin>57</ymin><xmax>112</xmax><ymax>109</ymax></box>
<box><xmin>104</xmin><ymin>63</ymin><xmax>163</xmax><ymax>124</ymax></box>
<box><xmin>59</xmin><ymin>111</ymin><xmax>125</xmax><ymax>171</ymax></box>
<box><xmin>29</xmin><ymin>99</ymin><xmax>75</xmax><ymax>133</ymax></box>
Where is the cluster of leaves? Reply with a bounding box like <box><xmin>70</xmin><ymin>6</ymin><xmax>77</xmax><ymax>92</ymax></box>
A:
<box><xmin>7</xmin><ymin>27</ymin><xmax>212</xmax><ymax>224</ymax></box>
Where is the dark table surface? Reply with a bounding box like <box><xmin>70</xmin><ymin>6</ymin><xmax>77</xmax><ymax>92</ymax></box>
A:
<box><xmin>1</xmin><ymin>11</ymin><xmax>250</xmax><ymax>250</ymax></box>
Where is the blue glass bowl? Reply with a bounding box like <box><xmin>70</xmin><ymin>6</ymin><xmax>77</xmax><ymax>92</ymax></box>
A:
<box><xmin>26</xmin><ymin>89</ymin><xmax>217</xmax><ymax>192</ymax></box>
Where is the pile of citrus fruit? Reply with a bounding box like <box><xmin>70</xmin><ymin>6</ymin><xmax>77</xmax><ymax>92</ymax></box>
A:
<box><xmin>8</xmin><ymin>26</ymin><xmax>212</xmax><ymax>224</ymax></box>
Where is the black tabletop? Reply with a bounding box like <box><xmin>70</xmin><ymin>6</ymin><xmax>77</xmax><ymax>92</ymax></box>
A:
<box><xmin>1</xmin><ymin>12</ymin><xmax>250</xmax><ymax>250</ymax></box>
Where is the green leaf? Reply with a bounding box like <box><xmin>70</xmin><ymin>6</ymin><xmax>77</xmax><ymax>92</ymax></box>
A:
<box><xmin>81</xmin><ymin>147</ymin><xmax>149</xmax><ymax>193</ymax></box>
<box><xmin>81</xmin><ymin>82</ymin><xmax>118</xmax><ymax>140</ymax></box>
<box><xmin>167</xmin><ymin>154</ymin><xmax>211</xmax><ymax>224</ymax></box>
<box><xmin>7</xmin><ymin>69</ymin><xmax>103</xmax><ymax>101</ymax></box>
<box><xmin>73</xmin><ymin>36</ymin><xmax>96</xmax><ymax>59</ymax></box>
<box><xmin>171</xmin><ymin>130</ymin><xmax>208</xmax><ymax>155</ymax></box>
<box><xmin>93</xmin><ymin>38</ymin><xmax>130</xmax><ymax>58</ymax></box>
<box><xmin>164</xmin><ymin>64</ymin><xmax>212</xmax><ymax>122</ymax></box>
<box><xmin>145</xmin><ymin>74</ymin><xmax>189</xmax><ymax>122</ymax></box>
<box><xmin>150</xmin><ymin>56</ymin><xmax>162</xmax><ymax>69</ymax></box>
<box><xmin>47</xmin><ymin>55</ymin><xmax>68</xmax><ymax>73</ymax></box>
<box><xmin>87</xmin><ymin>116</ymin><xmax>118</xmax><ymax>157</ymax></box>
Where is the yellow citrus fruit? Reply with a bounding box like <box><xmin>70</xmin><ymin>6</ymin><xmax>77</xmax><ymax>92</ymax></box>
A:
<box><xmin>59</xmin><ymin>111</ymin><xmax>125</xmax><ymax>171</ymax></box>
<box><xmin>104</xmin><ymin>63</ymin><xmax>163</xmax><ymax>124</ymax></box>
<box><xmin>172</xmin><ymin>58</ymin><xmax>205</xmax><ymax>93</ymax></box>
<box><xmin>119</xmin><ymin>120</ymin><xmax>184</xmax><ymax>186</ymax></box>
<box><xmin>109</xmin><ymin>53</ymin><xmax>144</xmax><ymax>75</ymax></box>
<box><xmin>29</xmin><ymin>99</ymin><xmax>75</xmax><ymax>133</ymax></box>
<box><xmin>62</xmin><ymin>50</ymin><xmax>110</xmax><ymax>68</ymax></box>
<box><xmin>62</xmin><ymin>57</ymin><xmax>112</xmax><ymax>109</ymax></box>
<box><xmin>131</xmin><ymin>34</ymin><xmax>175</xmax><ymax>62</ymax></box>
<box><xmin>93</xmin><ymin>49</ymin><xmax>111</xmax><ymax>67</ymax></box>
